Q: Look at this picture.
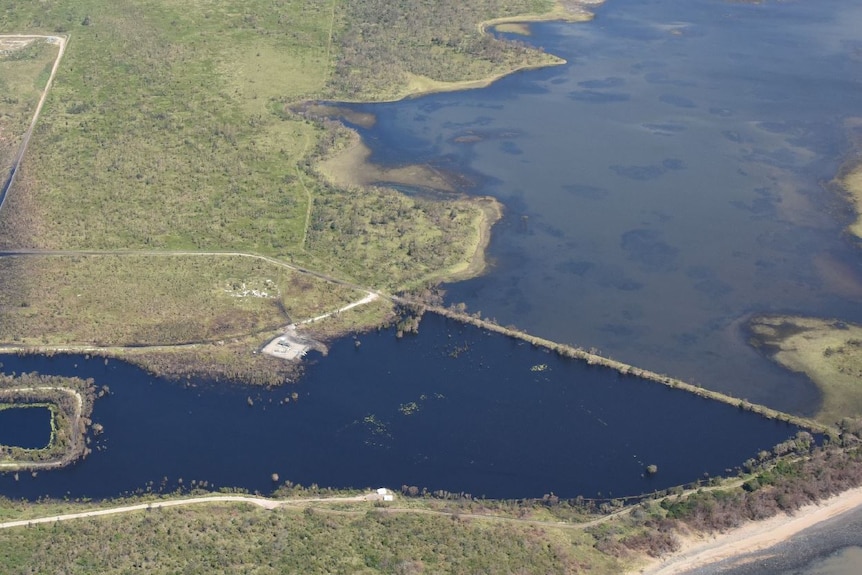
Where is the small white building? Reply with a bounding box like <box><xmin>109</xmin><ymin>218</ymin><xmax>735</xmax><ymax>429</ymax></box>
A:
<box><xmin>376</xmin><ymin>487</ymin><xmax>394</xmax><ymax>502</ymax></box>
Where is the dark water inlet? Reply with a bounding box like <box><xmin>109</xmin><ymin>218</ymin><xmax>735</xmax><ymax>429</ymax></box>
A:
<box><xmin>0</xmin><ymin>314</ymin><xmax>801</xmax><ymax>501</ymax></box>
<box><xmin>0</xmin><ymin>406</ymin><xmax>52</xmax><ymax>450</ymax></box>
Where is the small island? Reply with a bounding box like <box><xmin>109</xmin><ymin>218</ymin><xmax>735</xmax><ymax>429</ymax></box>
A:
<box><xmin>0</xmin><ymin>372</ymin><xmax>96</xmax><ymax>471</ymax></box>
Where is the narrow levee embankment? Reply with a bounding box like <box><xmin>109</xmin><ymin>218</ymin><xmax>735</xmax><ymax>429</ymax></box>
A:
<box><xmin>418</xmin><ymin>303</ymin><xmax>833</xmax><ymax>436</ymax></box>
<box><xmin>0</xmin><ymin>246</ymin><xmax>831</xmax><ymax>436</ymax></box>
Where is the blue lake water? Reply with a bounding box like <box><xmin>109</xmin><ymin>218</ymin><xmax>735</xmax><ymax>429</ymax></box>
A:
<box><xmin>0</xmin><ymin>314</ymin><xmax>801</xmax><ymax>500</ymax></box>
<box><xmin>340</xmin><ymin>0</ymin><xmax>862</xmax><ymax>413</ymax></box>
<box><xmin>0</xmin><ymin>406</ymin><xmax>51</xmax><ymax>449</ymax></box>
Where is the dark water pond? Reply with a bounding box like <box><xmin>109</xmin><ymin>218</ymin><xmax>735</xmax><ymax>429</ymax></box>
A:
<box><xmin>338</xmin><ymin>0</ymin><xmax>862</xmax><ymax>413</ymax></box>
<box><xmin>0</xmin><ymin>314</ymin><xmax>800</xmax><ymax>500</ymax></box>
<box><xmin>0</xmin><ymin>406</ymin><xmax>51</xmax><ymax>449</ymax></box>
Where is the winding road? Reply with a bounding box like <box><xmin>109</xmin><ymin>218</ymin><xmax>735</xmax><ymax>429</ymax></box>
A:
<box><xmin>0</xmin><ymin>489</ymin><xmax>629</xmax><ymax>533</ymax></box>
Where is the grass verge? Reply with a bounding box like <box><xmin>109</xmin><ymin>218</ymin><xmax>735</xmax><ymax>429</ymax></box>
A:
<box><xmin>0</xmin><ymin>37</ymin><xmax>59</xmax><ymax>176</ymax></box>
<box><xmin>0</xmin><ymin>254</ymin><xmax>363</xmax><ymax>347</ymax></box>
<box><xmin>749</xmin><ymin>315</ymin><xmax>862</xmax><ymax>426</ymax></box>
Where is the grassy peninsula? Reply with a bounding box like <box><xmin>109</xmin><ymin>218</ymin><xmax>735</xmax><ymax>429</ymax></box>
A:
<box><xmin>750</xmin><ymin>315</ymin><xmax>862</xmax><ymax>427</ymax></box>
<box><xmin>836</xmin><ymin>118</ymin><xmax>862</xmax><ymax>241</ymax></box>
<box><xmin>0</xmin><ymin>0</ymin><xmax>590</xmax><ymax>381</ymax></box>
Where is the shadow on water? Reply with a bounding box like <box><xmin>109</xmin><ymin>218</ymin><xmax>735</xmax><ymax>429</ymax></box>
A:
<box><xmin>0</xmin><ymin>314</ymin><xmax>801</xmax><ymax>500</ymax></box>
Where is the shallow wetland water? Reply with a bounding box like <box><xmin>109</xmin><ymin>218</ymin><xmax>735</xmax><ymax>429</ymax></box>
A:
<box><xmin>340</xmin><ymin>0</ymin><xmax>862</xmax><ymax>414</ymax></box>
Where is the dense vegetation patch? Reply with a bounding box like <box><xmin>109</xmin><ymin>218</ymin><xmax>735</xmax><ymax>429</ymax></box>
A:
<box><xmin>329</xmin><ymin>0</ymin><xmax>561</xmax><ymax>100</ymax></box>
<box><xmin>0</xmin><ymin>501</ymin><xmax>625</xmax><ymax>575</ymax></box>
<box><xmin>659</xmin><ymin>443</ymin><xmax>862</xmax><ymax>531</ymax></box>
<box><xmin>0</xmin><ymin>372</ymin><xmax>95</xmax><ymax>470</ymax></box>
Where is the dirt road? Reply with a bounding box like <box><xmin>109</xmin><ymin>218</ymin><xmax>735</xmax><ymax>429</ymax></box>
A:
<box><xmin>0</xmin><ymin>386</ymin><xmax>84</xmax><ymax>471</ymax></box>
<box><xmin>0</xmin><ymin>34</ymin><xmax>67</xmax><ymax>212</ymax></box>
<box><xmin>261</xmin><ymin>292</ymin><xmax>379</xmax><ymax>360</ymax></box>
<box><xmin>0</xmin><ymin>491</ymin><xmax>387</xmax><ymax>530</ymax></box>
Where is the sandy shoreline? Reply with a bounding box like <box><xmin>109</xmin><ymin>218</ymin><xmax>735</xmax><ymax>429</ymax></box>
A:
<box><xmin>315</xmin><ymin>129</ymin><xmax>505</xmax><ymax>285</ymax></box>
<box><xmin>433</xmin><ymin>195</ymin><xmax>503</xmax><ymax>283</ymax></box>
<box><xmin>634</xmin><ymin>486</ymin><xmax>862</xmax><ymax>575</ymax></box>
<box><xmin>315</xmin><ymin>133</ymin><xmax>460</xmax><ymax>193</ymax></box>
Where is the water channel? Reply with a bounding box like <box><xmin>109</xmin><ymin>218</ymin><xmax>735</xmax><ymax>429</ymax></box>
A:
<box><xmin>0</xmin><ymin>314</ymin><xmax>801</xmax><ymax>500</ymax></box>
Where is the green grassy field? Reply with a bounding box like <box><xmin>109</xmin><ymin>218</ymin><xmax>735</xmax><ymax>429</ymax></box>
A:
<box><xmin>0</xmin><ymin>253</ymin><xmax>383</xmax><ymax>384</ymax></box>
<box><xmin>0</xmin><ymin>0</ymin><xmax>561</xmax><ymax>261</ymax></box>
<box><xmin>0</xmin><ymin>254</ymin><xmax>364</xmax><ymax>347</ymax></box>
<box><xmin>0</xmin><ymin>502</ymin><xmax>629</xmax><ymax>575</ymax></box>
<box><xmin>0</xmin><ymin>37</ymin><xmax>58</xmax><ymax>175</ymax></box>
<box><xmin>0</xmin><ymin>0</ymin><xmax>573</xmax><ymax>378</ymax></box>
